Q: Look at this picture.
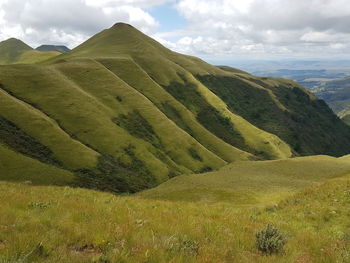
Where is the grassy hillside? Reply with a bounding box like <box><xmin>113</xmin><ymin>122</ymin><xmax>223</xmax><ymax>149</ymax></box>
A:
<box><xmin>0</xmin><ymin>144</ymin><xmax>74</xmax><ymax>185</ymax></box>
<box><xmin>1</xmin><ymin>173</ymin><xmax>350</xmax><ymax>262</ymax></box>
<box><xmin>0</xmin><ymin>38</ymin><xmax>60</xmax><ymax>65</ymax></box>
<box><xmin>1</xmin><ymin>23</ymin><xmax>350</xmax><ymax>192</ymax></box>
<box><xmin>49</xmin><ymin>23</ymin><xmax>350</xmax><ymax>157</ymax></box>
<box><xmin>140</xmin><ymin>155</ymin><xmax>350</xmax><ymax>206</ymax></box>
<box><xmin>197</xmin><ymin>74</ymin><xmax>350</xmax><ymax>156</ymax></box>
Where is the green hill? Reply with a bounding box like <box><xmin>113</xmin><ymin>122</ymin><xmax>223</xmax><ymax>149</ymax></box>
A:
<box><xmin>1</xmin><ymin>173</ymin><xmax>350</xmax><ymax>262</ymax></box>
<box><xmin>139</xmin><ymin>155</ymin><xmax>350</xmax><ymax>205</ymax></box>
<box><xmin>0</xmin><ymin>38</ymin><xmax>60</xmax><ymax>65</ymax></box>
<box><xmin>1</xmin><ymin>23</ymin><xmax>350</xmax><ymax>193</ymax></box>
<box><xmin>0</xmin><ymin>38</ymin><xmax>32</xmax><ymax>64</ymax></box>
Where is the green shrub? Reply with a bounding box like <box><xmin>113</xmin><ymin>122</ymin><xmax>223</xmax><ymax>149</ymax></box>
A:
<box><xmin>255</xmin><ymin>224</ymin><xmax>286</xmax><ymax>255</ymax></box>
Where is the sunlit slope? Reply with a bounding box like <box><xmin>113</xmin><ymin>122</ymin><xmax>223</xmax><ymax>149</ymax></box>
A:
<box><xmin>49</xmin><ymin>22</ymin><xmax>350</xmax><ymax>157</ymax></box>
<box><xmin>17</xmin><ymin>50</ymin><xmax>61</xmax><ymax>64</ymax></box>
<box><xmin>1</xmin><ymin>174</ymin><xmax>350</xmax><ymax>262</ymax></box>
<box><xmin>0</xmin><ymin>38</ymin><xmax>60</xmax><ymax>65</ymax></box>
<box><xmin>0</xmin><ymin>61</ymin><xmax>238</xmax><ymax>192</ymax></box>
<box><xmin>139</xmin><ymin>155</ymin><xmax>350</xmax><ymax>205</ymax></box>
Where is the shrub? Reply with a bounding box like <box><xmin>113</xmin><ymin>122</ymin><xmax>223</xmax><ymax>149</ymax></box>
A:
<box><xmin>255</xmin><ymin>224</ymin><xmax>286</xmax><ymax>255</ymax></box>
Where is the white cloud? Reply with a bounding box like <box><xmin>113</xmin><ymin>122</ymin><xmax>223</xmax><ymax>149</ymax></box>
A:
<box><xmin>1</xmin><ymin>0</ymin><xmax>350</xmax><ymax>59</ymax></box>
<box><xmin>84</xmin><ymin>0</ymin><xmax>173</xmax><ymax>8</ymax></box>
<box><xmin>160</xmin><ymin>0</ymin><xmax>350</xmax><ymax>59</ymax></box>
<box><xmin>0</xmin><ymin>0</ymin><xmax>162</xmax><ymax>48</ymax></box>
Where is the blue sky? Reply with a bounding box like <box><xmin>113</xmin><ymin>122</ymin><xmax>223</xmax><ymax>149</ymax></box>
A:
<box><xmin>149</xmin><ymin>3</ymin><xmax>187</xmax><ymax>32</ymax></box>
<box><xmin>1</xmin><ymin>0</ymin><xmax>350</xmax><ymax>61</ymax></box>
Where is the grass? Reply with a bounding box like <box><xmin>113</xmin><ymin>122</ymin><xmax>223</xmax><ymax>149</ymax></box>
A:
<box><xmin>140</xmin><ymin>155</ymin><xmax>350</xmax><ymax>206</ymax></box>
<box><xmin>0</xmin><ymin>144</ymin><xmax>74</xmax><ymax>186</ymax></box>
<box><xmin>1</xmin><ymin>172</ymin><xmax>350</xmax><ymax>262</ymax></box>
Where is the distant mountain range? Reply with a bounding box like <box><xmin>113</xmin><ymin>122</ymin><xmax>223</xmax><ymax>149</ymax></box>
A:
<box><xmin>1</xmin><ymin>22</ymin><xmax>350</xmax><ymax>193</ymax></box>
<box><xmin>36</xmin><ymin>44</ymin><xmax>70</xmax><ymax>53</ymax></box>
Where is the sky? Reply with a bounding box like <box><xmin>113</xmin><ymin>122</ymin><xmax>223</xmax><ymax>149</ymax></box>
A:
<box><xmin>1</xmin><ymin>0</ymin><xmax>350</xmax><ymax>62</ymax></box>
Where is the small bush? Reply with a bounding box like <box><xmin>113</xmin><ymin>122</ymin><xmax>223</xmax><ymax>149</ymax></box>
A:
<box><xmin>28</xmin><ymin>202</ymin><xmax>51</xmax><ymax>209</ymax></box>
<box><xmin>256</xmin><ymin>224</ymin><xmax>286</xmax><ymax>255</ymax></box>
<box><xmin>167</xmin><ymin>236</ymin><xmax>200</xmax><ymax>256</ymax></box>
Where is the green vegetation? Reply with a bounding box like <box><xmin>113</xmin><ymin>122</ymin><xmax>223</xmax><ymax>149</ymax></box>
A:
<box><xmin>255</xmin><ymin>224</ymin><xmax>287</xmax><ymax>255</ymax></box>
<box><xmin>140</xmin><ymin>155</ymin><xmax>350</xmax><ymax>205</ymax></box>
<box><xmin>1</xmin><ymin>172</ymin><xmax>350</xmax><ymax>262</ymax></box>
<box><xmin>0</xmin><ymin>116</ymin><xmax>60</xmax><ymax>166</ymax></box>
<box><xmin>0</xmin><ymin>145</ymin><xmax>74</xmax><ymax>185</ymax></box>
<box><xmin>113</xmin><ymin>110</ymin><xmax>162</xmax><ymax>149</ymax></box>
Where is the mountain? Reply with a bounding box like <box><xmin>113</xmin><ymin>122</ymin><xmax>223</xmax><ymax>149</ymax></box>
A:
<box><xmin>1</xmin><ymin>23</ymin><xmax>350</xmax><ymax>193</ymax></box>
<box><xmin>36</xmin><ymin>44</ymin><xmax>70</xmax><ymax>53</ymax></box>
<box><xmin>0</xmin><ymin>38</ymin><xmax>60</xmax><ymax>64</ymax></box>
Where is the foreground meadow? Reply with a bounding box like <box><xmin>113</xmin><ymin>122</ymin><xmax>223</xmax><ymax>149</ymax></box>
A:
<box><xmin>1</xmin><ymin>174</ymin><xmax>350</xmax><ymax>263</ymax></box>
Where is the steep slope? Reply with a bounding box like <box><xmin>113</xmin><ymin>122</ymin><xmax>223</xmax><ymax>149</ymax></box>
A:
<box><xmin>139</xmin><ymin>155</ymin><xmax>350</xmax><ymax>205</ymax></box>
<box><xmin>0</xmin><ymin>38</ymin><xmax>60</xmax><ymax>65</ymax></box>
<box><xmin>36</xmin><ymin>44</ymin><xmax>70</xmax><ymax>53</ymax></box>
<box><xmin>198</xmin><ymin>74</ymin><xmax>350</xmax><ymax>155</ymax></box>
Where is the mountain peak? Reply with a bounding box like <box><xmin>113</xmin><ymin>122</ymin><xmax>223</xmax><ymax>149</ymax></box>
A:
<box><xmin>111</xmin><ymin>22</ymin><xmax>134</xmax><ymax>29</ymax></box>
<box><xmin>1</xmin><ymin>38</ymin><xmax>31</xmax><ymax>47</ymax></box>
<box><xmin>0</xmin><ymin>37</ymin><xmax>32</xmax><ymax>52</ymax></box>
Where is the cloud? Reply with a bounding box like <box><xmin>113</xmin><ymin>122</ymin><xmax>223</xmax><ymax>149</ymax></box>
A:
<box><xmin>157</xmin><ymin>0</ymin><xmax>350</xmax><ymax>59</ymax></box>
<box><xmin>0</xmin><ymin>0</ymin><xmax>349</xmax><ymax>59</ymax></box>
<box><xmin>0</xmin><ymin>0</ymin><xmax>163</xmax><ymax>48</ymax></box>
